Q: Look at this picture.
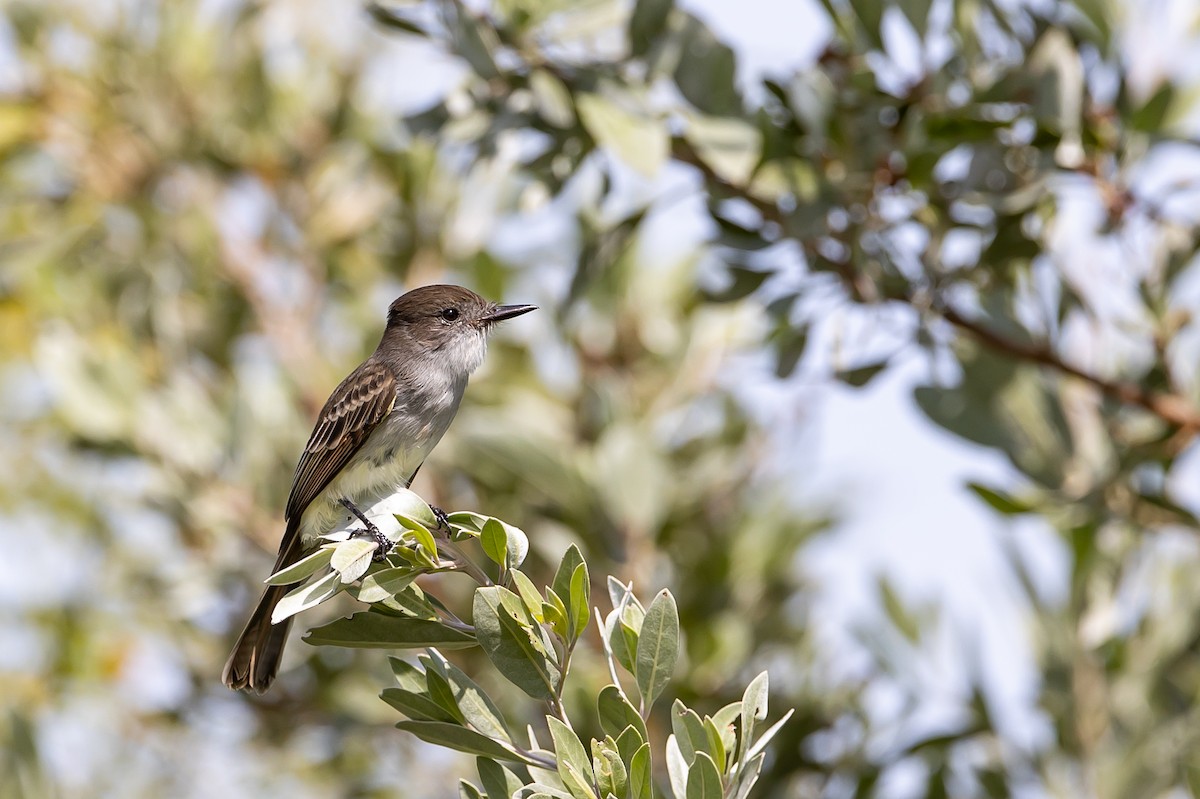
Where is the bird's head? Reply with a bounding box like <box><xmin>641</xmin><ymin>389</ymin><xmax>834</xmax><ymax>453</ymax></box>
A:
<box><xmin>383</xmin><ymin>285</ymin><xmax>536</xmax><ymax>376</ymax></box>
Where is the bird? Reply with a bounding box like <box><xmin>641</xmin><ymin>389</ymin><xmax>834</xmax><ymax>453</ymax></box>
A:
<box><xmin>223</xmin><ymin>284</ymin><xmax>536</xmax><ymax>692</ymax></box>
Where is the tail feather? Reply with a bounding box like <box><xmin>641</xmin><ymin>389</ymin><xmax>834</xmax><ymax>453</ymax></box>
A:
<box><xmin>223</xmin><ymin>521</ymin><xmax>304</xmax><ymax>693</ymax></box>
<box><xmin>222</xmin><ymin>583</ymin><xmax>294</xmax><ymax>693</ymax></box>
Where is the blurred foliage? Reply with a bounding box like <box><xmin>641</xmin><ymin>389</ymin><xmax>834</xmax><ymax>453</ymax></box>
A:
<box><xmin>5</xmin><ymin>0</ymin><xmax>1200</xmax><ymax>797</ymax></box>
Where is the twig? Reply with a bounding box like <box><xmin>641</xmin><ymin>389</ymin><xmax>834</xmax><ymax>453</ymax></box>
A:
<box><xmin>669</xmin><ymin>135</ymin><xmax>1200</xmax><ymax>433</ymax></box>
<box><xmin>937</xmin><ymin>304</ymin><xmax>1200</xmax><ymax>431</ymax></box>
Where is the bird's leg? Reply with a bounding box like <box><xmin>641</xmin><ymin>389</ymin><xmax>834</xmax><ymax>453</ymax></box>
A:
<box><xmin>430</xmin><ymin>505</ymin><xmax>453</xmax><ymax>534</ymax></box>
<box><xmin>339</xmin><ymin>497</ymin><xmax>392</xmax><ymax>559</ymax></box>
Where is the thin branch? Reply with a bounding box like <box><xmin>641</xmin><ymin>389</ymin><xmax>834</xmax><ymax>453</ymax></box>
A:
<box><xmin>937</xmin><ymin>304</ymin><xmax>1200</xmax><ymax>431</ymax></box>
<box><xmin>669</xmin><ymin>135</ymin><xmax>1200</xmax><ymax>433</ymax></box>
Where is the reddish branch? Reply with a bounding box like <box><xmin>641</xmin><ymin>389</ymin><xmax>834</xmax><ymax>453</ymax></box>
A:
<box><xmin>670</xmin><ymin>138</ymin><xmax>1200</xmax><ymax>432</ymax></box>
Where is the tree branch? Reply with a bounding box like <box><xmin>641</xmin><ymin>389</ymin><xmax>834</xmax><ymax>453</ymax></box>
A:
<box><xmin>937</xmin><ymin>304</ymin><xmax>1200</xmax><ymax>431</ymax></box>
<box><xmin>669</xmin><ymin>136</ymin><xmax>1200</xmax><ymax>432</ymax></box>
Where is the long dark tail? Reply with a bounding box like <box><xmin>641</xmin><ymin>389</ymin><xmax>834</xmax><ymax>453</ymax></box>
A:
<box><xmin>223</xmin><ymin>521</ymin><xmax>304</xmax><ymax>693</ymax></box>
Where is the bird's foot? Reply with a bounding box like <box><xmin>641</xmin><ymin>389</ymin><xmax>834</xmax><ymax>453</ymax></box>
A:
<box><xmin>340</xmin><ymin>497</ymin><xmax>392</xmax><ymax>560</ymax></box>
<box><xmin>430</xmin><ymin>505</ymin><xmax>453</xmax><ymax>535</ymax></box>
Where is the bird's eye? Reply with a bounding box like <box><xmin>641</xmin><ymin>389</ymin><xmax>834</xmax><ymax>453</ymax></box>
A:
<box><xmin>441</xmin><ymin>307</ymin><xmax>460</xmax><ymax>321</ymax></box>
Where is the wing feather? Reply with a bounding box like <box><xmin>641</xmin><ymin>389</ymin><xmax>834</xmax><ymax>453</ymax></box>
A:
<box><xmin>284</xmin><ymin>359</ymin><xmax>396</xmax><ymax>523</ymax></box>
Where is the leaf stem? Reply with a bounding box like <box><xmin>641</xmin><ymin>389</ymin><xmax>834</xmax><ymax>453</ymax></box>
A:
<box><xmin>436</xmin><ymin>534</ymin><xmax>493</xmax><ymax>587</ymax></box>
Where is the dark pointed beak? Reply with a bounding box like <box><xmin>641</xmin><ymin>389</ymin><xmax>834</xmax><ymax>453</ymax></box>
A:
<box><xmin>482</xmin><ymin>304</ymin><xmax>538</xmax><ymax>323</ymax></box>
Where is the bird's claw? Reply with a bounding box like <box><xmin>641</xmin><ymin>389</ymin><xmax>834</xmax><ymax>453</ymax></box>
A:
<box><xmin>340</xmin><ymin>497</ymin><xmax>393</xmax><ymax>560</ymax></box>
<box><xmin>430</xmin><ymin>505</ymin><xmax>452</xmax><ymax>534</ymax></box>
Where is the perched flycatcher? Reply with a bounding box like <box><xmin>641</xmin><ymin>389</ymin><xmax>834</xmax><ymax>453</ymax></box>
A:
<box><xmin>223</xmin><ymin>284</ymin><xmax>536</xmax><ymax>692</ymax></box>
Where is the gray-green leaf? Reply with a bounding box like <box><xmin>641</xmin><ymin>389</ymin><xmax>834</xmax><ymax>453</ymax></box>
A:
<box><xmin>264</xmin><ymin>546</ymin><xmax>334</xmax><ymax>586</ymax></box>
<box><xmin>395</xmin><ymin>720</ymin><xmax>534</xmax><ymax>765</ymax></box>
<box><xmin>739</xmin><ymin>672</ymin><xmax>768</xmax><ymax>761</ymax></box>
<box><xmin>474</xmin><ymin>587</ymin><xmax>561</xmax><ymax>700</ymax></box>
<box><xmin>547</xmin><ymin>717</ymin><xmax>595</xmax><ymax>799</ymax></box>
<box><xmin>685</xmin><ymin>752</ymin><xmax>722</xmax><ymax>799</ymax></box>
<box><xmin>635</xmin><ymin>589</ymin><xmax>678</xmax><ymax>714</ymax></box>
<box><xmin>481</xmin><ymin>517</ymin><xmax>509</xmax><ymax>568</ymax></box>
<box><xmin>356</xmin><ymin>566</ymin><xmax>419</xmax><ymax>604</ymax></box>
<box><xmin>380</xmin><ymin>687</ymin><xmax>459</xmax><ymax>723</ymax></box>
<box><xmin>271</xmin><ymin>570</ymin><xmax>342</xmax><ymax>624</ymax></box>
<box><xmin>629</xmin><ymin>743</ymin><xmax>652</xmax><ymax>799</ymax></box>
<box><xmin>598</xmin><ymin>684</ymin><xmax>648</xmax><ymax>742</ymax></box>
<box><xmin>303</xmin><ymin>613</ymin><xmax>475</xmax><ymax>649</ymax></box>
<box><xmin>477</xmin><ymin>757</ymin><xmax>525</xmax><ymax>799</ymax></box>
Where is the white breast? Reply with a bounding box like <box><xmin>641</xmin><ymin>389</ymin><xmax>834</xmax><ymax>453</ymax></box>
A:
<box><xmin>297</xmin><ymin>369</ymin><xmax>469</xmax><ymax>545</ymax></box>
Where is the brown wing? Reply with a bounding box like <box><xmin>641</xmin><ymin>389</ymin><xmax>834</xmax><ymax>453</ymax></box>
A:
<box><xmin>284</xmin><ymin>359</ymin><xmax>397</xmax><ymax>524</ymax></box>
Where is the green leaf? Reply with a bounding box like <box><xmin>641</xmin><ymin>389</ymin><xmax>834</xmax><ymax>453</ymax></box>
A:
<box><xmin>380</xmin><ymin>687</ymin><xmax>459</xmax><ymax>723</ymax></box>
<box><xmin>614</xmin><ymin>726</ymin><xmax>645</xmax><ymax>771</ymax></box>
<box><xmin>446</xmin><ymin>3</ymin><xmax>500</xmax><ymax>79</ymax></box>
<box><xmin>426</xmin><ymin>667</ymin><xmax>468</xmax><ymax>725</ymax></box>
<box><xmin>674</xmin><ymin>14</ymin><xmax>740</xmax><ymax>116</ymax></box>
<box><xmin>477</xmin><ymin>758</ymin><xmax>524</xmax><ymax>799</ymax></box>
<box><xmin>568</xmin><ymin>561</ymin><xmax>591</xmax><ymax>642</ymax></box>
<box><xmin>434</xmin><ymin>652</ymin><xmax>513</xmax><ymax>742</ymax></box>
<box><xmin>380</xmin><ymin>583</ymin><xmax>439</xmax><ymax>620</ymax></box>
<box><xmin>474</xmin><ymin>587</ymin><xmax>560</xmax><ymax>700</ymax></box>
<box><xmin>670</xmin><ymin>700</ymin><xmax>709</xmax><ymax>765</ymax></box>
<box><xmin>366</xmin><ymin>2</ymin><xmax>429</xmax><ymax>36</ymax></box>
<box><xmin>264</xmin><ymin>546</ymin><xmax>334</xmax><ymax>586</ymax></box>
<box><xmin>593</xmin><ymin>740</ymin><xmax>628</xmax><ymax>799</ymax></box>
<box><xmin>356</xmin><ymin>566</ymin><xmax>419</xmax><ymax>603</ymax></box>
<box><xmin>665</xmin><ymin>735</ymin><xmax>688</xmax><ymax>799</ymax></box>
<box><xmin>604</xmin><ymin>579</ymin><xmax>644</xmax><ymax>675</ymax></box>
<box><xmin>629</xmin><ymin>0</ymin><xmax>673</xmax><ymax>57</ymax></box>
<box><xmin>389</xmin><ymin>657</ymin><xmax>428</xmax><ymax>692</ymax></box>
<box><xmin>684</xmin><ymin>115</ymin><xmax>761</xmax><ymax>185</ymax></box>
<box><xmin>629</xmin><ymin>744</ymin><xmax>652</xmax><ymax>799</ymax></box>
<box><xmin>729</xmin><ymin>753</ymin><xmax>764</xmax><ymax>799</ymax></box>
<box><xmin>544</xmin><ymin>589</ymin><xmax>570</xmax><ymax>640</ymax></box>
<box><xmin>511</xmin><ymin>569</ymin><xmax>546</xmax><ymax>620</ymax></box>
<box><xmin>271</xmin><ymin>570</ymin><xmax>342</xmax><ymax>624</ymax></box>
<box><xmin>702</xmin><ymin>266</ymin><xmax>770</xmax><ymax>303</ymax></box>
<box><xmin>386</xmin><ymin>488</ymin><xmax>439</xmax><ymax>528</ymax></box>
<box><xmin>739</xmin><ymin>672</ymin><xmax>768</xmax><ymax>761</ymax></box>
<box><xmin>503</xmin><ymin>521</ymin><xmax>530</xmax><ymax>570</ymax></box>
<box><xmin>330</xmin><ymin>541</ymin><xmax>377</xmax><ymax>582</ymax></box>
<box><xmin>606</xmin><ymin>577</ymin><xmax>641</xmax><ymax>611</ymax></box>
<box><xmin>966</xmin><ymin>482</ymin><xmax>1033</xmax><ymax>515</ymax></box>
<box><xmin>530</xmin><ymin>69</ymin><xmax>576</xmax><ymax>129</ymax></box>
<box><xmin>897</xmin><ymin>0</ymin><xmax>932</xmax><ymax>33</ymax></box>
<box><xmin>685</xmin><ymin>752</ymin><xmax>722</xmax><ymax>799</ymax></box>
<box><xmin>608</xmin><ymin>610</ymin><xmax>640</xmax><ymax>676</ymax></box>
<box><xmin>835</xmin><ymin>361</ymin><xmax>888</xmax><ymax>389</ymax></box>
<box><xmin>481</xmin><ymin>518</ymin><xmax>509</xmax><ymax>568</ymax></box>
<box><xmin>577</xmin><ymin>91</ymin><xmax>668</xmax><ymax>178</ymax></box>
<box><xmin>598</xmin><ymin>685</ymin><xmax>648</xmax><ymax>742</ymax></box>
<box><xmin>710</xmin><ymin>702</ymin><xmax>740</xmax><ymax>765</ymax></box>
<box><xmin>635</xmin><ymin>589</ymin><xmax>678</xmax><ymax>713</ymax></box>
<box><xmin>547</xmin><ymin>717</ymin><xmax>595</xmax><ymax>799</ymax></box>
<box><xmin>521</xmin><ymin>788</ymin><xmax>577</xmax><ymax>799</ymax></box>
<box><xmin>552</xmin><ymin>545</ymin><xmax>586</xmax><ymax>617</ymax></box>
<box><xmin>773</xmin><ymin>323</ymin><xmax>809</xmax><ymax>378</ymax></box>
<box><xmin>303</xmin><ymin>613</ymin><xmax>476</xmax><ymax>649</ymax></box>
<box><xmin>744</xmin><ymin>709</ymin><xmax>794</xmax><ymax>762</ymax></box>
<box><xmin>879</xmin><ymin>578</ymin><xmax>921</xmax><ymax>643</ymax></box>
<box><xmin>459</xmin><ymin>779</ymin><xmax>484</xmax><ymax>799</ymax></box>
<box><xmin>398</xmin><ymin>515</ymin><xmax>439</xmax><ymax>562</ymax></box>
<box><xmin>702</xmin><ymin>717</ymin><xmax>727</xmax><ymax>775</ymax></box>
<box><xmin>847</xmin><ymin>0</ymin><xmax>884</xmax><ymax>47</ymax></box>
<box><xmin>395</xmin><ymin>720</ymin><xmax>534</xmax><ymax>764</ymax></box>
<box><xmin>446</xmin><ymin>510</ymin><xmax>488</xmax><ymax>534</ymax></box>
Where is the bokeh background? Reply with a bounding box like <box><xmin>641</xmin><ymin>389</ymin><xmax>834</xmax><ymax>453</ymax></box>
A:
<box><xmin>5</xmin><ymin>0</ymin><xmax>1200</xmax><ymax>797</ymax></box>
